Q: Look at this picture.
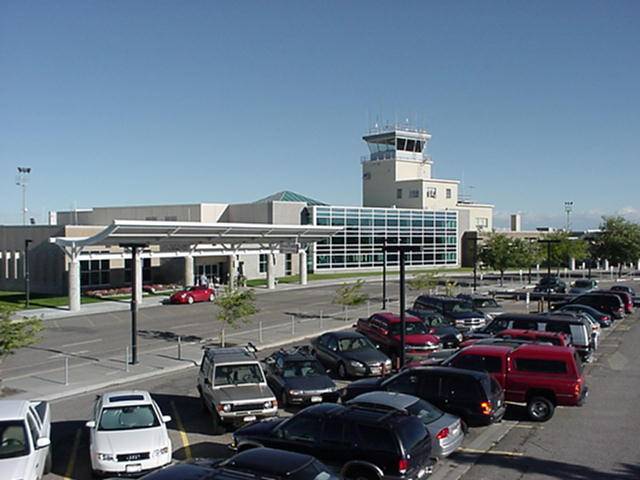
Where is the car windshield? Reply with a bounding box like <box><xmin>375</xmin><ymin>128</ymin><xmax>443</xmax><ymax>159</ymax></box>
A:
<box><xmin>98</xmin><ymin>405</ymin><xmax>160</xmax><ymax>431</ymax></box>
<box><xmin>389</xmin><ymin>322</ymin><xmax>429</xmax><ymax>335</ymax></box>
<box><xmin>448</xmin><ymin>302</ymin><xmax>474</xmax><ymax>313</ymax></box>
<box><xmin>282</xmin><ymin>360</ymin><xmax>325</xmax><ymax>378</ymax></box>
<box><xmin>338</xmin><ymin>337</ymin><xmax>375</xmax><ymax>352</ymax></box>
<box><xmin>0</xmin><ymin>420</ymin><xmax>29</xmax><ymax>459</ymax></box>
<box><xmin>406</xmin><ymin>399</ymin><xmax>444</xmax><ymax>424</ymax></box>
<box><xmin>475</xmin><ymin>299</ymin><xmax>499</xmax><ymax>308</ymax></box>
<box><xmin>214</xmin><ymin>363</ymin><xmax>265</xmax><ymax>386</ymax></box>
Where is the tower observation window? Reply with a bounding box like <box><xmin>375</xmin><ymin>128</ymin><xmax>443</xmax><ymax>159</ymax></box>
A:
<box><xmin>406</xmin><ymin>139</ymin><xmax>415</xmax><ymax>151</ymax></box>
<box><xmin>396</xmin><ymin>138</ymin><xmax>406</xmax><ymax>150</ymax></box>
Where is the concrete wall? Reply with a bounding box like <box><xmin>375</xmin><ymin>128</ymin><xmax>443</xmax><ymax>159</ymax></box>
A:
<box><xmin>56</xmin><ymin>204</ymin><xmax>208</xmax><ymax>225</ymax></box>
<box><xmin>225</xmin><ymin>202</ymin><xmax>273</xmax><ymax>224</ymax></box>
<box><xmin>362</xmin><ymin>159</ymin><xmax>399</xmax><ymax>207</ymax></box>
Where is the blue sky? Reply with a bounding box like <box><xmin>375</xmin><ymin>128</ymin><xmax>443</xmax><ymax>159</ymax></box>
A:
<box><xmin>1</xmin><ymin>1</ymin><xmax>638</xmax><ymax>229</ymax></box>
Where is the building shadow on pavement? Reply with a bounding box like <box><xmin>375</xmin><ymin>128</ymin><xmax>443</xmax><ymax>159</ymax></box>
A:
<box><xmin>173</xmin><ymin>441</ymin><xmax>232</xmax><ymax>461</ymax></box>
<box><xmin>50</xmin><ymin>419</ymin><xmax>91</xmax><ymax>479</ymax></box>
<box><xmin>450</xmin><ymin>451</ymin><xmax>639</xmax><ymax>480</ymax></box>
<box><xmin>139</xmin><ymin>329</ymin><xmax>203</xmax><ymax>343</ymax></box>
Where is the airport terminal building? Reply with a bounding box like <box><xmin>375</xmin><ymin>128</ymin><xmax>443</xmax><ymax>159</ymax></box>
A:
<box><xmin>0</xmin><ymin>125</ymin><xmax>493</xmax><ymax>297</ymax></box>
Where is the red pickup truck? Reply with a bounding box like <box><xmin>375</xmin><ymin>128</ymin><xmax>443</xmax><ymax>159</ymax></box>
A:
<box><xmin>355</xmin><ymin>312</ymin><xmax>441</xmax><ymax>364</ymax></box>
<box><xmin>460</xmin><ymin>329</ymin><xmax>570</xmax><ymax>348</ymax></box>
<box><xmin>443</xmin><ymin>343</ymin><xmax>587</xmax><ymax>421</ymax></box>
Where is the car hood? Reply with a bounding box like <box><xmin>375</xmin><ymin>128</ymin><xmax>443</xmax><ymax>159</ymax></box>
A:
<box><xmin>283</xmin><ymin>375</ymin><xmax>335</xmax><ymax>391</ymax></box>
<box><xmin>392</xmin><ymin>334</ymin><xmax>439</xmax><ymax>344</ymax></box>
<box><xmin>342</xmin><ymin>349</ymin><xmax>389</xmax><ymax>365</ymax></box>
<box><xmin>0</xmin><ymin>455</ymin><xmax>30</xmax><ymax>479</ymax></box>
<box><xmin>94</xmin><ymin>427</ymin><xmax>168</xmax><ymax>454</ymax></box>
<box><xmin>235</xmin><ymin>417</ymin><xmax>284</xmax><ymax>439</ymax></box>
<box><xmin>448</xmin><ymin>311</ymin><xmax>485</xmax><ymax>320</ymax></box>
<box><xmin>215</xmin><ymin>385</ymin><xmax>275</xmax><ymax>403</ymax></box>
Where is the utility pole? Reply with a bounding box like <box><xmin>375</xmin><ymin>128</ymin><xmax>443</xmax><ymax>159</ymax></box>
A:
<box><xmin>382</xmin><ymin>237</ymin><xmax>387</xmax><ymax>309</ymax></box>
<box><xmin>538</xmin><ymin>238</ymin><xmax>561</xmax><ymax>311</ymax></box>
<box><xmin>121</xmin><ymin>243</ymin><xmax>148</xmax><ymax>365</ymax></box>
<box><xmin>471</xmin><ymin>234</ymin><xmax>479</xmax><ymax>292</ymax></box>
<box><xmin>24</xmin><ymin>239</ymin><xmax>32</xmax><ymax>308</ymax></box>
<box><xmin>16</xmin><ymin>167</ymin><xmax>31</xmax><ymax>225</ymax></box>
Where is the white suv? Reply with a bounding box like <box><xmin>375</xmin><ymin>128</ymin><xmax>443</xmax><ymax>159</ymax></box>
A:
<box><xmin>0</xmin><ymin>400</ymin><xmax>52</xmax><ymax>480</ymax></box>
<box><xmin>86</xmin><ymin>390</ymin><xmax>172</xmax><ymax>476</ymax></box>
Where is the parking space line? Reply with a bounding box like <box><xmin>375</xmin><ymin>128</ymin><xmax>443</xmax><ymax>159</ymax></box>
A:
<box><xmin>171</xmin><ymin>401</ymin><xmax>192</xmax><ymax>460</ymax></box>
<box><xmin>458</xmin><ymin>447</ymin><xmax>524</xmax><ymax>457</ymax></box>
<box><xmin>60</xmin><ymin>338</ymin><xmax>103</xmax><ymax>348</ymax></box>
<box><xmin>63</xmin><ymin>428</ymin><xmax>82</xmax><ymax>480</ymax></box>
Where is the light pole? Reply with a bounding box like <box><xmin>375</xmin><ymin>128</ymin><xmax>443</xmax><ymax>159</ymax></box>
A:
<box><xmin>16</xmin><ymin>167</ymin><xmax>31</xmax><ymax>225</ymax></box>
<box><xmin>120</xmin><ymin>243</ymin><xmax>148</xmax><ymax>365</ymax></box>
<box><xmin>382</xmin><ymin>237</ymin><xmax>387</xmax><ymax>310</ymax></box>
<box><xmin>471</xmin><ymin>234</ymin><xmax>479</xmax><ymax>293</ymax></box>
<box><xmin>538</xmin><ymin>239</ymin><xmax>561</xmax><ymax>311</ymax></box>
<box><xmin>24</xmin><ymin>239</ymin><xmax>32</xmax><ymax>308</ymax></box>
<box><xmin>527</xmin><ymin>238</ymin><xmax>536</xmax><ymax>284</ymax></box>
<box><xmin>564</xmin><ymin>201</ymin><xmax>574</xmax><ymax>232</ymax></box>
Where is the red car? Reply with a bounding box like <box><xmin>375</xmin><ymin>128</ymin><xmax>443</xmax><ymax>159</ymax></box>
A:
<box><xmin>169</xmin><ymin>285</ymin><xmax>216</xmax><ymax>304</ymax></box>
<box><xmin>355</xmin><ymin>312</ymin><xmax>441</xmax><ymax>365</ymax></box>
<box><xmin>444</xmin><ymin>343</ymin><xmax>587</xmax><ymax>421</ymax></box>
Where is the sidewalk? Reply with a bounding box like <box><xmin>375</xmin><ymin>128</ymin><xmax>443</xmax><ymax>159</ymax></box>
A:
<box><xmin>1</xmin><ymin>303</ymin><xmax>370</xmax><ymax>402</ymax></box>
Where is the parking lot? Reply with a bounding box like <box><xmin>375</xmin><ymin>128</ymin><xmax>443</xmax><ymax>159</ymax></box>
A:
<box><xmin>37</xmin><ymin>278</ymin><xmax>640</xmax><ymax>480</ymax></box>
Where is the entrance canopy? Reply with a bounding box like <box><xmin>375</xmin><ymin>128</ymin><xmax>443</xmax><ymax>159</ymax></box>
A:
<box><xmin>50</xmin><ymin>219</ymin><xmax>342</xmax><ymax>312</ymax></box>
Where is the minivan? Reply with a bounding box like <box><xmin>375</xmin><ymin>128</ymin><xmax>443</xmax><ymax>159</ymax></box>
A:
<box><xmin>557</xmin><ymin>292</ymin><xmax>625</xmax><ymax>319</ymax></box>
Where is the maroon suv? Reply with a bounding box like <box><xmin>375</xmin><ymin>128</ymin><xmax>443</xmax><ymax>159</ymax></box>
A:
<box><xmin>356</xmin><ymin>312</ymin><xmax>440</xmax><ymax>365</ymax></box>
<box><xmin>444</xmin><ymin>343</ymin><xmax>587</xmax><ymax>422</ymax></box>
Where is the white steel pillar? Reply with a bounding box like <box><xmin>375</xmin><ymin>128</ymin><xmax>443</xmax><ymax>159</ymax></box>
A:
<box><xmin>604</xmin><ymin>259</ymin><xmax>610</xmax><ymax>270</ymax></box>
<box><xmin>570</xmin><ymin>257</ymin><xmax>576</xmax><ymax>271</ymax></box>
<box><xmin>299</xmin><ymin>249</ymin><xmax>308</xmax><ymax>285</ymax></box>
<box><xmin>68</xmin><ymin>256</ymin><xmax>81</xmax><ymax>312</ymax></box>
<box><xmin>229</xmin><ymin>254</ymin><xmax>238</xmax><ymax>289</ymax></box>
<box><xmin>184</xmin><ymin>255</ymin><xmax>194</xmax><ymax>286</ymax></box>
<box><xmin>267</xmin><ymin>252</ymin><xmax>276</xmax><ymax>290</ymax></box>
<box><xmin>134</xmin><ymin>252</ymin><xmax>143</xmax><ymax>304</ymax></box>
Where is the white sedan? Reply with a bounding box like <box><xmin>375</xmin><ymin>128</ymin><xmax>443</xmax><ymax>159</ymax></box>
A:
<box><xmin>86</xmin><ymin>390</ymin><xmax>172</xmax><ymax>476</ymax></box>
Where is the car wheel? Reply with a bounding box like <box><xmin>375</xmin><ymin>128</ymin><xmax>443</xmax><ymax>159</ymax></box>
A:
<box><xmin>527</xmin><ymin>396</ymin><xmax>555</xmax><ymax>422</ymax></box>
<box><xmin>343</xmin><ymin>465</ymin><xmax>379</xmax><ymax>480</ymax></box>
<box><xmin>337</xmin><ymin>362</ymin><xmax>348</xmax><ymax>379</ymax></box>
<box><xmin>209</xmin><ymin>293</ymin><xmax>215</xmax><ymax>302</ymax></box>
<box><xmin>187</xmin><ymin>296</ymin><xmax>194</xmax><ymax>304</ymax></box>
<box><xmin>44</xmin><ymin>447</ymin><xmax>52</xmax><ymax>474</ymax></box>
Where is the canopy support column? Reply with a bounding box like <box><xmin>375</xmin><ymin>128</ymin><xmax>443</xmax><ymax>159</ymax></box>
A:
<box><xmin>267</xmin><ymin>251</ymin><xmax>276</xmax><ymax>290</ymax></box>
<box><xmin>184</xmin><ymin>254</ymin><xmax>194</xmax><ymax>286</ymax></box>
<box><xmin>229</xmin><ymin>254</ymin><xmax>238</xmax><ymax>289</ymax></box>
<box><xmin>68</xmin><ymin>256</ymin><xmax>81</xmax><ymax>312</ymax></box>
<box><xmin>299</xmin><ymin>248</ymin><xmax>308</xmax><ymax>285</ymax></box>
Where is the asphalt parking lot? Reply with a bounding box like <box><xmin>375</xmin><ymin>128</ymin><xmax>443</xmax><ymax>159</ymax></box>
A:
<box><xmin>41</xmin><ymin>279</ymin><xmax>640</xmax><ymax>480</ymax></box>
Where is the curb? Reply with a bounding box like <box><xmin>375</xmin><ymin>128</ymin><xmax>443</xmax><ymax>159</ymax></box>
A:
<box><xmin>43</xmin><ymin>324</ymin><xmax>354</xmax><ymax>404</ymax></box>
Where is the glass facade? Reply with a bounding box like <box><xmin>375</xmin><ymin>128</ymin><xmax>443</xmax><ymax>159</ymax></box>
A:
<box><xmin>310</xmin><ymin>206</ymin><xmax>458</xmax><ymax>271</ymax></box>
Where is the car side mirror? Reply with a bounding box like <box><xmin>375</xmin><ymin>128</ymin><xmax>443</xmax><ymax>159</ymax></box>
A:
<box><xmin>36</xmin><ymin>437</ymin><xmax>51</xmax><ymax>449</ymax></box>
<box><xmin>162</xmin><ymin>415</ymin><xmax>172</xmax><ymax>423</ymax></box>
<box><xmin>85</xmin><ymin>420</ymin><xmax>96</xmax><ymax>428</ymax></box>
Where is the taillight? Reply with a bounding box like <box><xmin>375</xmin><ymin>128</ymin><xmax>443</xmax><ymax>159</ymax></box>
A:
<box><xmin>602</xmin><ymin>316</ymin><xmax>610</xmax><ymax>322</ymax></box>
<box><xmin>574</xmin><ymin>383</ymin><xmax>581</xmax><ymax>396</ymax></box>
<box><xmin>436</xmin><ymin>427</ymin><xmax>449</xmax><ymax>440</ymax></box>
<box><xmin>480</xmin><ymin>401</ymin><xmax>492</xmax><ymax>415</ymax></box>
<box><xmin>398</xmin><ymin>458</ymin><xmax>408</xmax><ymax>474</ymax></box>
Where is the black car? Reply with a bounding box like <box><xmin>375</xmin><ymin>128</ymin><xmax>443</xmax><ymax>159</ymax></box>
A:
<box><xmin>533</xmin><ymin>276</ymin><xmax>567</xmax><ymax>294</ymax></box>
<box><xmin>555</xmin><ymin>292</ymin><xmax>625</xmax><ymax>319</ymax></box>
<box><xmin>557</xmin><ymin>304</ymin><xmax>612</xmax><ymax>327</ymax></box>
<box><xmin>405</xmin><ymin>308</ymin><xmax>463</xmax><ymax>348</ymax></box>
<box><xmin>413</xmin><ymin>295</ymin><xmax>487</xmax><ymax>331</ymax></box>
<box><xmin>340</xmin><ymin>366</ymin><xmax>506</xmax><ymax>427</ymax></box>
<box><xmin>136</xmin><ymin>448</ymin><xmax>339</xmax><ymax>480</ymax></box>
<box><xmin>311</xmin><ymin>331</ymin><xmax>392</xmax><ymax>379</ymax></box>
<box><xmin>232</xmin><ymin>403</ymin><xmax>433</xmax><ymax>480</ymax></box>
<box><xmin>264</xmin><ymin>347</ymin><xmax>339</xmax><ymax>407</ymax></box>
<box><xmin>610</xmin><ymin>285</ymin><xmax>639</xmax><ymax>306</ymax></box>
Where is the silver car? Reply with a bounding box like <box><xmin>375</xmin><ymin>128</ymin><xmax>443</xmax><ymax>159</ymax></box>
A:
<box><xmin>347</xmin><ymin>391</ymin><xmax>464</xmax><ymax>459</ymax></box>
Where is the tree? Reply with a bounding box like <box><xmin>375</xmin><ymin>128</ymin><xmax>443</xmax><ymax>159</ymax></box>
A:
<box><xmin>543</xmin><ymin>232</ymin><xmax>588</xmax><ymax>272</ymax></box>
<box><xmin>213</xmin><ymin>286</ymin><xmax>258</xmax><ymax>347</ymax></box>
<box><xmin>0</xmin><ymin>306</ymin><xmax>43</xmax><ymax>364</ymax></box>
<box><xmin>478</xmin><ymin>233</ymin><xmax>517</xmax><ymax>286</ymax></box>
<box><xmin>511</xmin><ymin>238</ymin><xmax>542</xmax><ymax>272</ymax></box>
<box><xmin>407</xmin><ymin>272</ymin><xmax>438</xmax><ymax>294</ymax></box>
<box><xmin>334</xmin><ymin>280</ymin><xmax>369</xmax><ymax>319</ymax></box>
<box><xmin>593</xmin><ymin>216</ymin><xmax>640</xmax><ymax>277</ymax></box>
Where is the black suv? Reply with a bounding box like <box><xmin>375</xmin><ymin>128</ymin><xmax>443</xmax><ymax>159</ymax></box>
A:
<box><xmin>340</xmin><ymin>366</ymin><xmax>505</xmax><ymax>427</ymax></box>
<box><xmin>137</xmin><ymin>448</ymin><xmax>339</xmax><ymax>480</ymax></box>
<box><xmin>232</xmin><ymin>403</ymin><xmax>433</xmax><ymax>480</ymax></box>
<box><xmin>534</xmin><ymin>276</ymin><xmax>567</xmax><ymax>294</ymax></box>
<box><xmin>555</xmin><ymin>292</ymin><xmax>625</xmax><ymax>319</ymax></box>
<box><xmin>413</xmin><ymin>295</ymin><xmax>487</xmax><ymax>331</ymax></box>
<box><xmin>264</xmin><ymin>346</ymin><xmax>339</xmax><ymax>407</ymax></box>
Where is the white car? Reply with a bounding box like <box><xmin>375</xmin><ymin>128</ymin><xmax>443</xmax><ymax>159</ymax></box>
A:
<box><xmin>86</xmin><ymin>390</ymin><xmax>172</xmax><ymax>476</ymax></box>
<box><xmin>0</xmin><ymin>400</ymin><xmax>52</xmax><ymax>480</ymax></box>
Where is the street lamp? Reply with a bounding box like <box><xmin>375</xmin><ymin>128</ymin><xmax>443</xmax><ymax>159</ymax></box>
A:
<box><xmin>538</xmin><ymin>238</ymin><xmax>561</xmax><ymax>311</ymax></box>
<box><xmin>527</xmin><ymin>238</ymin><xmax>536</xmax><ymax>284</ymax></box>
<box><xmin>382</xmin><ymin>243</ymin><xmax>422</xmax><ymax>369</ymax></box>
<box><xmin>382</xmin><ymin>238</ymin><xmax>387</xmax><ymax>310</ymax></box>
<box><xmin>120</xmin><ymin>243</ymin><xmax>148</xmax><ymax>365</ymax></box>
<box><xmin>16</xmin><ymin>167</ymin><xmax>31</xmax><ymax>226</ymax></box>
<box><xmin>564</xmin><ymin>201</ymin><xmax>574</xmax><ymax>232</ymax></box>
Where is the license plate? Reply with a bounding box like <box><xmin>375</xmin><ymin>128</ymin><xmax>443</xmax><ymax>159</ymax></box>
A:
<box><xmin>243</xmin><ymin>415</ymin><xmax>256</xmax><ymax>422</ymax></box>
<box><xmin>311</xmin><ymin>396</ymin><xmax>322</xmax><ymax>403</ymax></box>
<box><xmin>126</xmin><ymin>464</ymin><xmax>142</xmax><ymax>473</ymax></box>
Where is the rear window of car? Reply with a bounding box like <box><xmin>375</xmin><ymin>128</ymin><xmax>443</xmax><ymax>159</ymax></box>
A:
<box><xmin>515</xmin><ymin>358</ymin><xmax>567</xmax><ymax>374</ymax></box>
<box><xmin>395</xmin><ymin>418</ymin><xmax>428</xmax><ymax>453</ymax></box>
<box><xmin>451</xmin><ymin>353</ymin><xmax>502</xmax><ymax>373</ymax></box>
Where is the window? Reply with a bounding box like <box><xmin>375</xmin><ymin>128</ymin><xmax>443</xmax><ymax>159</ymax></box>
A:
<box><xmin>426</xmin><ymin>187</ymin><xmax>437</xmax><ymax>198</ymax></box>
<box><xmin>0</xmin><ymin>420</ymin><xmax>29</xmax><ymax>459</ymax></box>
<box><xmin>124</xmin><ymin>258</ymin><xmax>151</xmax><ymax>283</ymax></box>
<box><xmin>512</xmin><ymin>319</ymin><xmax>539</xmax><ymax>331</ymax></box>
<box><xmin>259</xmin><ymin>254</ymin><xmax>267</xmax><ymax>273</ymax></box>
<box><xmin>214</xmin><ymin>364</ymin><xmax>265</xmax><ymax>386</ymax></box>
<box><xmin>515</xmin><ymin>358</ymin><xmax>567</xmax><ymax>374</ymax></box>
<box><xmin>282</xmin><ymin>416</ymin><xmax>322</xmax><ymax>443</ymax></box>
<box><xmin>357</xmin><ymin>425</ymin><xmax>397</xmax><ymax>452</ymax></box>
<box><xmin>81</xmin><ymin>259</ymin><xmax>110</xmax><ymax>286</ymax></box>
<box><xmin>363</xmin><ymin>172</ymin><xmax>371</xmax><ymax>180</ymax></box>
<box><xmin>406</xmin><ymin>139</ymin><xmax>416</xmax><ymax>151</ymax></box>
<box><xmin>409</xmin><ymin>189</ymin><xmax>420</xmax><ymax>198</ymax></box>
<box><xmin>144</xmin><ymin>216</ymin><xmax>157</xmax><ymax>221</ymax></box>
<box><xmin>446</xmin><ymin>188</ymin><xmax>452</xmax><ymax>199</ymax></box>
<box><xmin>396</xmin><ymin>138</ymin><xmax>406</xmax><ymax>150</ymax></box>
<box><xmin>285</xmin><ymin>253</ymin><xmax>292</xmax><ymax>276</ymax></box>
<box><xmin>442</xmin><ymin>376</ymin><xmax>478</xmax><ymax>401</ymax></box>
<box><xmin>476</xmin><ymin>217</ymin><xmax>489</xmax><ymax>228</ymax></box>
<box><xmin>451</xmin><ymin>354</ymin><xmax>502</xmax><ymax>373</ymax></box>
<box><xmin>164</xmin><ymin>215</ymin><xmax>178</xmax><ymax>221</ymax></box>
<box><xmin>397</xmin><ymin>188</ymin><xmax>403</xmax><ymax>199</ymax></box>
<box><xmin>384</xmin><ymin>372</ymin><xmax>420</xmax><ymax>396</ymax></box>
